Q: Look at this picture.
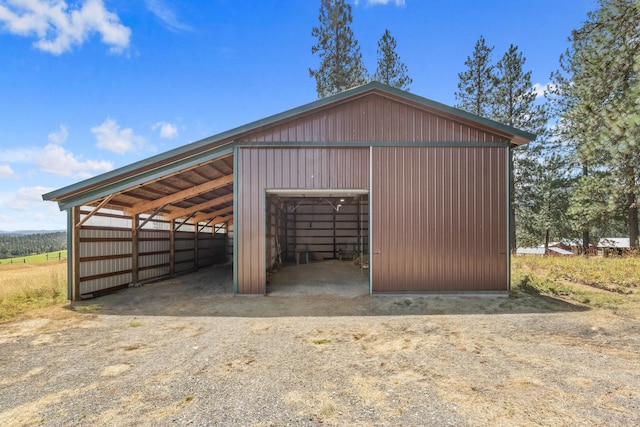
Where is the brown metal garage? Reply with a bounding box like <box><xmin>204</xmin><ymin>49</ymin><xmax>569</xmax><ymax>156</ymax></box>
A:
<box><xmin>43</xmin><ymin>82</ymin><xmax>534</xmax><ymax>299</ymax></box>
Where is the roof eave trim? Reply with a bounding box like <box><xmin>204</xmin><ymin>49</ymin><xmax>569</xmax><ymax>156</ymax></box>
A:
<box><xmin>50</xmin><ymin>144</ymin><xmax>235</xmax><ymax>211</ymax></box>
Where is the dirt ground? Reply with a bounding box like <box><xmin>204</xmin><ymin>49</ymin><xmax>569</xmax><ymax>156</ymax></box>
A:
<box><xmin>0</xmin><ymin>262</ymin><xmax>639</xmax><ymax>426</ymax></box>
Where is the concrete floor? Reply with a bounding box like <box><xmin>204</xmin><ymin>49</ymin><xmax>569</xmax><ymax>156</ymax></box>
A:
<box><xmin>267</xmin><ymin>259</ymin><xmax>369</xmax><ymax>296</ymax></box>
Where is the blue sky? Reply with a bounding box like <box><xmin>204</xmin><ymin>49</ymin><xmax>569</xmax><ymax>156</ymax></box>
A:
<box><xmin>0</xmin><ymin>0</ymin><xmax>594</xmax><ymax>231</ymax></box>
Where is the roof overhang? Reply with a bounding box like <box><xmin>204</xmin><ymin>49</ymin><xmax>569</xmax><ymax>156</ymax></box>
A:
<box><xmin>43</xmin><ymin>82</ymin><xmax>536</xmax><ymax>228</ymax></box>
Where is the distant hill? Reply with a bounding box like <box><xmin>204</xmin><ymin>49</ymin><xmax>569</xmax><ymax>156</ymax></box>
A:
<box><xmin>0</xmin><ymin>231</ymin><xmax>67</xmax><ymax>258</ymax></box>
<box><xmin>0</xmin><ymin>230</ymin><xmax>65</xmax><ymax>237</ymax></box>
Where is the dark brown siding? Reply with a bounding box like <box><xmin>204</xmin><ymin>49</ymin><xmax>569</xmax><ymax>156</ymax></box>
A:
<box><xmin>371</xmin><ymin>146</ymin><xmax>508</xmax><ymax>292</ymax></box>
<box><xmin>243</xmin><ymin>94</ymin><xmax>508</xmax><ymax>144</ymax></box>
<box><xmin>237</xmin><ymin>147</ymin><xmax>370</xmax><ymax>294</ymax></box>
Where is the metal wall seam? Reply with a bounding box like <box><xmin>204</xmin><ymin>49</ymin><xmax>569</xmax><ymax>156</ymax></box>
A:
<box><xmin>233</xmin><ymin>145</ymin><xmax>239</xmax><ymax>294</ymax></box>
<box><xmin>507</xmin><ymin>145</ymin><xmax>513</xmax><ymax>291</ymax></box>
<box><xmin>369</xmin><ymin>145</ymin><xmax>373</xmax><ymax>295</ymax></box>
<box><xmin>236</xmin><ymin>141</ymin><xmax>510</xmax><ymax>148</ymax></box>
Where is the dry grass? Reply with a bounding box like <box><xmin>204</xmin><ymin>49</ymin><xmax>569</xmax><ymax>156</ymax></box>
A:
<box><xmin>0</xmin><ymin>261</ymin><xmax>67</xmax><ymax>322</ymax></box>
<box><xmin>512</xmin><ymin>255</ymin><xmax>640</xmax><ymax>312</ymax></box>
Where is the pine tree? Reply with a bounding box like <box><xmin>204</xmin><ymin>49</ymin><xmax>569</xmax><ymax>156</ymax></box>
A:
<box><xmin>310</xmin><ymin>0</ymin><xmax>368</xmax><ymax>98</ymax></box>
<box><xmin>552</xmin><ymin>0</ymin><xmax>640</xmax><ymax>248</ymax></box>
<box><xmin>455</xmin><ymin>35</ymin><xmax>496</xmax><ymax>117</ymax></box>
<box><xmin>491</xmin><ymin>44</ymin><xmax>547</xmax><ymax>253</ymax></box>
<box><xmin>373</xmin><ymin>29</ymin><xmax>412</xmax><ymax>90</ymax></box>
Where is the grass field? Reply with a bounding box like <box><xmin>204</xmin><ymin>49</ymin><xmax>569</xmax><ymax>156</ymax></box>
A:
<box><xmin>0</xmin><ymin>250</ymin><xmax>67</xmax><ymax>265</ymax></box>
<box><xmin>1</xmin><ymin>253</ymin><xmax>639</xmax><ymax>323</ymax></box>
<box><xmin>0</xmin><ymin>260</ymin><xmax>67</xmax><ymax>322</ymax></box>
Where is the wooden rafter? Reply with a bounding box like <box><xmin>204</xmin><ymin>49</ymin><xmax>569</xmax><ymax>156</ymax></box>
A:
<box><xmin>164</xmin><ymin>193</ymin><xmax>234</xmax><ymax>221</ymax></box>
<box><xmin>192</xmin><ymin>206</ymin><xmax>233</xmax><ymax>224</ymax></box>
<box><xmin>205</xmin><ymin>214</ymin><xmax>233</xmax><ymax>226</ymax></box>
<box><xmin>76</xmin><ymin>194</ymin><xmax>114</xmax><ymax>228</ymax></box>
<box><xmin>136</xmin><ymin>204</ymin><xmax>167</xmax><ymax>231</ymax></box>
<box><xmin>126</xmin><ymin>174</ymin><xmax>233</xmax><ymax>216</ymax></box>
<box><xmin>174</xmin><ymin>212</ymin><xmax>196</xmax><ymax>232</ymax></box>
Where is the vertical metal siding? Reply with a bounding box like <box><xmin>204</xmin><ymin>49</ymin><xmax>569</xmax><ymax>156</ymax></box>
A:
<box><xmin>237</xmin><ymin>147</ymin><xmax>370</xmax><ymax>294</ymax></box>
<box><xmin>371</xmin><ymin>146</ymin><xmax>507</xmax><ymax>292</ymax></box>
<box><xmin>244</xmin><ymin>95</ymin><xmax>508</xmax><ymax>144</ymax></box>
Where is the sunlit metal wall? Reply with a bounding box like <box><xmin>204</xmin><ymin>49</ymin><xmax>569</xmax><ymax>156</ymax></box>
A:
<box><xmin>371</xmin><ymin>145</ymin><xmax>509</xmax><ymax>292</ymax></box>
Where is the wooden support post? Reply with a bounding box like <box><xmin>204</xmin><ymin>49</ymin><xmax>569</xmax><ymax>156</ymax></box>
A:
<box><xmin>131</xmin><ymin>214</ymin><xmax>139</xmax><ymax>285</ymax></box>
<box><xmin>333</xmin><ymin>205</ymin><xmax>337</xmax><ymax>259</ymax></box>
<box><xmin>194</xmin><ymin>223</ymin><xmax>199</xmax><ymax>270</ymax></box>
<box><xmin>357</xmin><ymin>198</ymin><xmax>362</xmax><ymax>257</ymax></box>
<box><xmin>71</xmin><ymin>206</ymin><xmax>81</xmax><ymax>301</ymax></box>
<box><xmin>170</xmin><ymin>219</ymin><xmax>175</xmax><ymax>275</ymax></box>
<box><xmin>266</xmin><ymin>195</ymin><xmax>272</xmax><ymax>272</ymax></box>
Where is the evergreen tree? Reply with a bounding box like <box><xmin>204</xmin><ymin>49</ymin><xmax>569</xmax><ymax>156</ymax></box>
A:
<box><xmin>310</xmin><ymin>0</ymin><xmax>368</xmax><ymax>98</ymax></box>
<box><xmin>552</xmin><ymin>0</ymin><xmax>640</xmax><ymax>248</ymax></box>
<box><xmin>491</xmin><ymin>44</ymin><xmax>547</xmax><ymax>253</ymax></box>
<box><xmin>373</xmin><ymin>29</ymin><xmax>412</xmax><ymax>90</ymax></box>
<box><xmin>517</xmin><ymin>150</ymin><xmax>573</xmax><ymax>250</ymax></box>
<box><xmin>455</xmin><ymin>35</ymin><xmax>496</xmax><ymax>117</ymax></box>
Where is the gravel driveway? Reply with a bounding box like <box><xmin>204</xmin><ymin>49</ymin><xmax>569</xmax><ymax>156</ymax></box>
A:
<box><xmin>1</xmin><ymin>264</ymin><xmax>639</xmax><ymax>426</ymax></box>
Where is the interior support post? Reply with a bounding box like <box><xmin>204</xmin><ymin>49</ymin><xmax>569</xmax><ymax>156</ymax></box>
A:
<box><xmin>194</xmin><ymin>223</ymin><xmax>199</xmax><ymax>270</ymax></box>
<box><xmin>71</xmin><ymin>206</ymin><xmax>81</xmax><ymax>301</ymax></box>
<box><xmin>170</xmin><ymin>219</ymin><xmax>175</xmax><ymax>275</ymax></box>
<box><xmin>132</xmin><ymin>214</ymin><xmax>139</xmax><ymax>285</ymax></box>
<box><xmin>266</xmin><ymin>194</ymin><xmax>272</xmax><ymax>272</ymax></box>
<box><xmin>332</xmin><ymin>205</ymin><xmax>337</xmax><ymax>259</ymax></box>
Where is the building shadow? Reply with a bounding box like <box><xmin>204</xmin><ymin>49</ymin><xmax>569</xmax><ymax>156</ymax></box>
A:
<box><xmin>67</xmin><ymin>264</ymin><xmax>589</xmax><ymax>318</ymax></box>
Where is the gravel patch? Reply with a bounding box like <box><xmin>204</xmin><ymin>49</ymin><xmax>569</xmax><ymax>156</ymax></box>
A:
<box><xmin>1</xmin><ymin>264</ymin><xmax>639</xmax><ymax>426</ymax></box>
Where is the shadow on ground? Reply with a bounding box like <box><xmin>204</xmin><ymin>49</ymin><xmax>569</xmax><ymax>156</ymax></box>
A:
<box><xmin>68</xmin><ymin>262</ymin><xmax>589</xmax><ymax>318</ymax></box>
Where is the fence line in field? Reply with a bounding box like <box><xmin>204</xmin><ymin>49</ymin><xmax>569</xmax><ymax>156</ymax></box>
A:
<box><xmin>0</xmin><ymin>252</ymin><xmax>67</xmax><ymax>265</ymax></box>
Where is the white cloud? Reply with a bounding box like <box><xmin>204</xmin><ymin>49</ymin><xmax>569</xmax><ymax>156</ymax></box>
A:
<box><xmin>0</xmin><ymin>0</ymin><xmax>131</xmax><ymax>55</ymax></box>
<box><xmin>0</xmin><ymin>147</ymin><xmax>38</xmax><ymax>163</ymax></box>
<box><xmin>36</xmin><ymin>143</ymin><xmax>113</xmax><ymax>178</ymax></box>
<box><xmin>48</xmin><ymin>124</ymin><xmax>68</xmax><ymax>143</ymax></box>
<box><xmin>7</xmin><ymin>186</ymin><xmax>51</xmax><ymax>210</ymax></box>
<box><xmin>355</xmin><ymin>0</ymin><xmax>406</xmax><ymax>6</ymax></box>
<box><xmin>153</xmin><ymin>121</ymin><xmax>178</xmax><ymax>139</ymax></box>
<box><xmin>0</xmin><ymin>164</ymin><xmax>15</xmax><ymax>178</ymax></box>
<box><xmin>145</xmin><ymin>0</ymin><xmax>192</xmax><ymax>32</ymax></box>
<box><xmin>0</xmin><ymin>187</ymin><xmax>66</xmax><ymax>231</ymax></box>
<box><xmin>92</xmin><ymin>118</ymin><xmax>146</xmax><ymax>154</ymax></box>
<box><xmin>533</xmin><ymin>82</ymin><xmax>557</xmax><ymax>99</ymax></box>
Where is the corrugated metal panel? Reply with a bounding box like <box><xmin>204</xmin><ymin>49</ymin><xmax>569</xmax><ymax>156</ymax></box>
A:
<box><xmin>243</xmin><ymin>94</ymin><xmax>508</xmax><ymax>144</ymax></box>
<box><xmin>79</xmin><ymin>227</ymin><xmax>132</xmax><ymax>295</ymax></box>
<box><xmin>77</xmin><ymin>225</ymin><xmax>176</xmax><ymax>296</ymax></box>
<box><xmin>371</xmin><ymin>146</ymin><xmax>507</xmax><ymax>292</ymax></box>
<box><xmin>237</xmin><ymin>147</ymin><xmax>369</xmax><ymax>294</ymax></box>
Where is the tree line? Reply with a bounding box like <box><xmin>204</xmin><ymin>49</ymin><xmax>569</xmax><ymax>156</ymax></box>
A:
<box><xmin>0</xmin><ymin>232</ymin><xmax>67</xmax><ymax>259</ymax></box>
<box><xmin>309</xmin><ymin>0</ymin><xmax>639</xmax><ymax>252</ymax></box>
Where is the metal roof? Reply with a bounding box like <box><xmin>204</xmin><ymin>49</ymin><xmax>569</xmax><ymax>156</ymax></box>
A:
<box><xmin>42</xmin><ymin>82</ymin><xmax>536</xmax><ymax>227</ymax></box>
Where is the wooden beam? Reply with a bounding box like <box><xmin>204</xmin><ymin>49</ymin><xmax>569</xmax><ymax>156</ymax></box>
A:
<box><xmin>164</xmin><ymin>193</ymin><xmax>234</xmax><ymax>221</ymax></box>
<box><xmin>175</xmin><ymin>212</ymin><xmax>196</xmax><ymax>232</ymax></box>
<box><xmin>205</xmin><ymin>214</ymin><xmax>233</xmax><ymax>226</ymax></box>
<box><xmin>127</xmin><ymin>174</ymin><xmax>233</xmax><ymax>216</ymax></box>
<box><xmin>169</xmin><ymin>219</ymin><xmax>175</xmax><ymax>275</ymax></box>
<box><xmin>76</xmin><ymin>194</ymin><xmax>114</xmax><ymax>228</ymax></box>
<box><xmin>192</xmin><ymin>205</ymin><xmax>233</xmax><ymax>224</ymax></box>
<box><xmin>72</xmin><ymin>206</ymin><xmax>81</xmax><ymax>301</ymax></box>
<box><xmin>132</xmin><ymin>214</ymin><xmax>139</xmax><ymax>285</ymax></box>
<box><xmin>136</xmin><ymin>204</ymin><xmax>166</xmax><ymax>231</ymax></box>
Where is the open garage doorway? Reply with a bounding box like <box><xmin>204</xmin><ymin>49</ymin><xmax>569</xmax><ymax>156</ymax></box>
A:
<box><xmin>264</xmin><ymin>190</ymin><xmax>370</xmax><ymax>296</ymax></box>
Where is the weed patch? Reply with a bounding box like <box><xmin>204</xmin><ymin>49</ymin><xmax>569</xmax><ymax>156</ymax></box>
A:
<box><xmin>0</xmin><ymin>262</ymin><xmax>67</xmax><ymax>322</ymax></box>
<box><xmin>512</xmin><ymin>256</ymin><xmax>640</xmax><ymax>311</ymax></box>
